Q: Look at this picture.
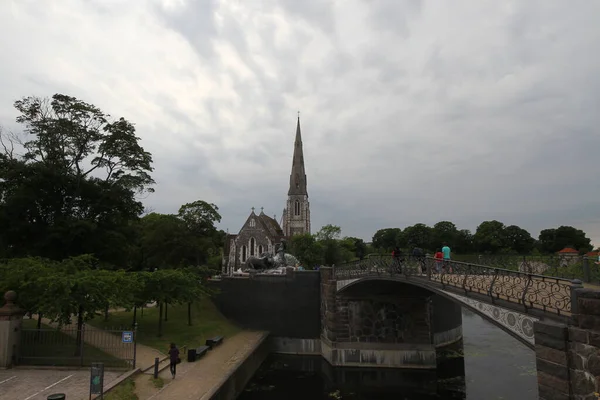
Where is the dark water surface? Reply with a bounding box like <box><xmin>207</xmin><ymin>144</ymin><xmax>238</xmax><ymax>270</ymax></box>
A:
<box><xmin>238</xmin><ymin>309</ymin><xmax>538</xmax><ymax>399</ymax></box>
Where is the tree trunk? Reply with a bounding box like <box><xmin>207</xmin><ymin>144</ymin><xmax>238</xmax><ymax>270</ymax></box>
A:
<box><xmin>157</xmin><ymin>302</ymin><xmax>163</xmax><ymax>337</ymax></box>
<box><xmin>36</xmin><ymin>314</ymin><xmax>42</xmax><ymax>330</ymax></box>
<box><xmin>75</xmin><ymin>305</ymin><xmax>84</xmax><ymax>356</ymax></box>
<box><xmin>132</xmin><ymin>306</ymin><xmax>138</xmax><ymax>327</ymax></box>
<box><xmin>141</xmin><ymin>305</ymin><xmax>144</xmax><ymax>318</ymax></box>
<box><xmin>164</xmin><ymin>302</ymin><xmax>168</xmax><ymax>322</ymax></box>
<box><xmin>188</xmin><ymin>302</ymin><xmax>192</xmax><ymax>326</ymax></box>
<box><xmin>104</xmin><ymin>304</ymin><xmax>109</xmax><ymax>321</ymax></box>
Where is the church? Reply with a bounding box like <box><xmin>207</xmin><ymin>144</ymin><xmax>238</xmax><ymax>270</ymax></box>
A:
<box><xmin>222</xmin><ymin>116</ymin><xmax>311</xmax><ymax>273</ymax></box>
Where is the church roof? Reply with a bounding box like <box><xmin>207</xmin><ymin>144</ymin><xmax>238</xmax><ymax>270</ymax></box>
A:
<box><xmin>288</xmin><ymin>116</ymin><xmax>308</xmax><ymax>196</ymax></box>
<box><xmin>258</xmin><ymin>211</ymin><xmax>284</xmax><ymax>237</ymax></box>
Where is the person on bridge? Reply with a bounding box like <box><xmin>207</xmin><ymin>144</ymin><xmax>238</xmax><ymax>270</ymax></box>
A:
<box><xmin>442</xmin><ymin>242</ymin><xmax>452</xmax><ymax>273</ymax></box>
<box><xmin>434</xmin><ymin>248</ymin><xmax>443</xmax><ymax>273</ymax></box>
<box><xmin>412</xmin><ymin>247</ymin><xmax>426</xmax><ymax>273</ymax></box>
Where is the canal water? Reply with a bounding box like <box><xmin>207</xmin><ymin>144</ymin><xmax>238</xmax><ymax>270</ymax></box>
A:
<box><xmin>238</xmin><ymin>308</ymin><xmax>538</xmax><ymax>399</ymax></box>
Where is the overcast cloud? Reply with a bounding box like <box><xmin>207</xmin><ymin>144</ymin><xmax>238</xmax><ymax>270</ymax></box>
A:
<box><xmin>1</xmin><ymin>0</ymin><xmax>599</xmax><ymax>247</ymax></box>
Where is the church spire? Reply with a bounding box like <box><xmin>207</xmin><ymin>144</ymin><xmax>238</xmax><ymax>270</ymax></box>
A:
<box><xmin>288</xmin><ymin>114</ymin><xmax>308</xmax><ymax>196</ymax></box>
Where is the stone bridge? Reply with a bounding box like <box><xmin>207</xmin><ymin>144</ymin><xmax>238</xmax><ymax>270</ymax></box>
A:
<box><xmin>321</xmin><ymin>255</ymin><xmax>600</xmax><ymax>399</ymax></box>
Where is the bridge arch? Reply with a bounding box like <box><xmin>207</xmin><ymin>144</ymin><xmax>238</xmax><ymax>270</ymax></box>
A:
<box><xmin>336</xmin><ymin>276</ymin><xmax>537</xmax><ymax>349</ymax></box>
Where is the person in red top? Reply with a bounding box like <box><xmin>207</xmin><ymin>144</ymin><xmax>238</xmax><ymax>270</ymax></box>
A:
<box><xmin>434</xmin><ymin>249</ymin><xmax>443</xmax><ymax>273</ymax></box>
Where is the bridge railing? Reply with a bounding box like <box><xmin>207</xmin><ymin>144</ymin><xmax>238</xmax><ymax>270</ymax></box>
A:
<box><xmin>333</xmin><ymin>254</ymin><xmax>579</xmax><ymax>317</ymax></box>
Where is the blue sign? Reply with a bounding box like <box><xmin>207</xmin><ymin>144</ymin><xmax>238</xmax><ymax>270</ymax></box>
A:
<box><xmin>122</xmin><ymin>331</ymin><xmax>133</xmax><ymax>343</ymax></box>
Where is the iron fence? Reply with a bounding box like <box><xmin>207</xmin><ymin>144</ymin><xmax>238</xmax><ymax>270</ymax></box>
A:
<box><xmin>19</xmin><ymin>323</ymin><xmax>136</xmax><ymax>369</ymax></box>
<box><xmin>333</xmin><ymin>254</ymin><xmax>578</xmax><ymax>317</ymax></box>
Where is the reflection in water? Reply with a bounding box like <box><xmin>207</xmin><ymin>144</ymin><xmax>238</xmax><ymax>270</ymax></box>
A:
<box><xmin>239</xmin><ymin>309</ymin><xmax>538</xmax><ymax>399</ymax></box>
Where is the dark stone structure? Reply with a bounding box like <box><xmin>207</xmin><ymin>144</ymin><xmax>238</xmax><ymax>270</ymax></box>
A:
<box><xmin>535</xmin><ymin>288</ymin><xmax>600</xmax><ymax>399</ymax></box>
<box><xmin>320</xmin><ymin>268</ymin><xmax>463</xmax><ymax>369</ymax></box>
<box><xmin>211</xmin><ymin>270</ymin><xmax>321</xmax><ymax>339</ymax></box>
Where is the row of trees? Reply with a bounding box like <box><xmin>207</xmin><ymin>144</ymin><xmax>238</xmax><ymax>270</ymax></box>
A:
<box><xmin>0</xmin><ymin>94</ymin><xmax>223</xmax><ymax>337</ymax></box>
<box><xmin>372</xmin><ymin>221</ymin><xmax>595</xmax><ymax>255</ymax></box>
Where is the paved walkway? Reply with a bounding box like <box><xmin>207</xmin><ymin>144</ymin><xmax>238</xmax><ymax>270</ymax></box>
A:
<box><xmin>0</xmin><ymin>369</ymin><xmax>121</xmax><ymax>400</ymax></box>
<box><xmin>134</xmin><ymin>330</ymin><xmax>266</xmax><ymax>400</ymax></box>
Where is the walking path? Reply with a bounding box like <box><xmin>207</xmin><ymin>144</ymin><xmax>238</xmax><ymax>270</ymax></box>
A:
<box><xmin>134</xmin><ymin>330</ymin><xmax>266</xmax><ymax>400</ymax></box>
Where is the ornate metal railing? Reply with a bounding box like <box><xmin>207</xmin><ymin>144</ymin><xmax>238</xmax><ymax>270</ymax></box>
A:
<box><xmin>333</xmin><ymin>254</ymin><xmax>580</xmax><ymax>317</ymax></box>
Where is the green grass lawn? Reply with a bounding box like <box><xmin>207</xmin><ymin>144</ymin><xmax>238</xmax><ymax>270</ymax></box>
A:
<box><xmin>88</xmin><ymin>297</ymin><xmax>241</xmax><ymax>352</ymax></box>
<box><xmin>20</xmin><ymin>319</ymin><xmax>129</xmax><ymax>368</ymax></box>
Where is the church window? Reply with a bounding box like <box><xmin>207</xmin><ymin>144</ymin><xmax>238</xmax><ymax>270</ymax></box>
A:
<box><xmin>242</xmin><ymin>246</ymin><xmax>247</xmax><ymax>262</ymax></box>
<box><xmin>258</xmin><ymin>245</ymin><xmax>263</xmax><ymax>254</ymax></box>
<box><xmin>249</xmin><ymin>219</ymin><xmax>256</xmax><ymax>228</ymax></box>
<box><xmin>250</xmin><ymin>238</ymin><xmax>255</xmax><ymax>256</ymax></box>
<box><xmin>294</xmin><ymin>200</ymin><xmax>301</xmax><ymax>216</ymax></box>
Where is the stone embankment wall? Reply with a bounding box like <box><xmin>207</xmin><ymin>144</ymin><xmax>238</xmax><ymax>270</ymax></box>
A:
<box><xmin>210</xmin><ymin>270</ymin><xmax>321</xmax><ymax>338</ymax></box>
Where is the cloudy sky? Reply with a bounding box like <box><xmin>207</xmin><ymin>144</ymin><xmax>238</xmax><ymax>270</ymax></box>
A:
<box><xmin>1</xmin><ymin>0</ymin><xmax>599</xmax><ymax>247</ymax></box>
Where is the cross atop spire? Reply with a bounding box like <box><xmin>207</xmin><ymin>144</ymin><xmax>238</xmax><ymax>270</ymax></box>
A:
<box><xmin>297</xmin><ymin>110</ymin><xmax>300</xmax><ymax>118</ymax></box>
<box><xmin>260</xmin><ymin>207</ymin><xmax>264</xmax><ymax>213</ymax></box>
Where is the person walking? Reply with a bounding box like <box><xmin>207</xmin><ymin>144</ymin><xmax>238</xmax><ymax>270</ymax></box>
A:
<box><xmin>168</xmin><ymin>343</ymin><xmax>180</xmax><ymax>379</ymax></box>
<box><xmin>434</xmin><ymin>248</ymin><xmax>443</xmax><ymax>273</ymax></box>
<box><xmin>442</xmin><ymin>242</ymin><xmax>452</xmax><ymax>273</ymax></box>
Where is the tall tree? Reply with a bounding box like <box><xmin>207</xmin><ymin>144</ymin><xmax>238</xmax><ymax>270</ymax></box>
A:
<box><xmin>289</xmin><ymin>233</ymin><xmax>323</xmax><ymax>268</ymax></box>
<box><xmin>504</xmin><ymin>225</ymin><xmax>535</xmax><ymax>254</ymax></box>
<box><xmin>372</xmin><ymin>228</ymin><xmax>403</xmax><ymax>251</ymax></box>
<box><xmin>0</xmin><ymin>94</ymin><xmax>154</xmax><ymax>261</ymax></box>
<box><xmin>177</xmin><ymin>200</ymin><xmax>222</xmax><ymax>266</ymax></box>
<box><xmin>432</xmin><ymin>221</ymin><xmax>459</xmax><ymax>248</ymax></box>
<box><xmin>453</xmin><ymin>229</ymin><xmax>474</xmax><ymax>254</ymax></box>
<box><xmin>473</xmin><ymin>220</ymin><xmax>507</xmax><ymax>254</ymax></box>
<box><xmin>403</xmin><ymin>223</ymin><xmax>433</xmax><ymax>250</ymax></box>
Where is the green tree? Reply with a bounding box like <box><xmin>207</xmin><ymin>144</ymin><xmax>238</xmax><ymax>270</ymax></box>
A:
<box><xmin>538</xmin><ymin>226</ymin><xmax>593</xmax><ymax>254</ymax></box>
<box><xmin>403</xmin><ymin>223</ymin><xmax>433</xmax><ymax>250</ymax></box>
<box><xmin>453</xmin><ymin>229</ymin><xmax>474</xmax><ymax>254</ymax></box>
<box><xmin>0</xmin><ymin>94</ymin><xmax>154</xmax><ymax>262</ymax></box>
<box><xmin>372</xmin><ymin>228</ymin><xmax>402</xmax><ymax>251</ymax></box>
<box><xmin>431</xmin><ymin>221</ymin><xmax>458</xmax><ymax>248</ymax></box>
<box><xmin>316</xmin><ymin>225</ymin><xmax>343</xmax><ymax>265</ymax></box>
<box><xmin>289</xmin><ymin>233</ymin><xmax>323</xmax><ymax>268</ymax></box>
<box><xmin>177</xmin><ymin>200</ymin><xmax>222</xmax><ymax>266</ymax></box>
<box><xmin>473</xmin><ymin>220</ymin><xmax>507</xmax><ymax>254</ymax></box>
<box><xmin>138</xmin><ymin>213</ymin><xmax>188</xmax><ymax>270</ymax></box>
<box><xmin>504</xmin><ymin>225</ymin><xmax>535</xmax><ymax>254</ymax></box>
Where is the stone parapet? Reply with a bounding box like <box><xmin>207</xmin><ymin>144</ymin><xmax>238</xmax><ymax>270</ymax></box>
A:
<box><xmin>535</xmin><ymin>288</ymin><xmax>600</xmax><ymax>399</ymax></box>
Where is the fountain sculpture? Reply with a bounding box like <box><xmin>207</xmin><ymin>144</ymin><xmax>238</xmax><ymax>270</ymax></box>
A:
<box><xmin>240</xmin><ymin>239</ymin><xmax>300</xmax><ymax>274</ymax></box>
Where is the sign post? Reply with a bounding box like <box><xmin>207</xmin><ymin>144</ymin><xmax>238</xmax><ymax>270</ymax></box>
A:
<box><xmin>89</xmin><ymin>362</ymin><xmax>104</xmax><ymax>400</ymax></box>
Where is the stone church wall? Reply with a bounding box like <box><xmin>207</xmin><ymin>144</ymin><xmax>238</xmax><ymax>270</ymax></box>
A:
<box><xmin>231</xmin><ymin>223</ymin><xmax>274</xmax><ymax>270</ymax></box>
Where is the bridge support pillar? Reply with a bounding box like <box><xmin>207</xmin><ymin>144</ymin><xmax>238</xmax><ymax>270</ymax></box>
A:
<box><xmin>535</xmin><ymin>288</ymin><xmax>600</xmax><ymax>400</ymax></box>
<box><xmin>320</xmin><ymin>267</ymin><xmax>337</xmax><ymax>342</ymax></box>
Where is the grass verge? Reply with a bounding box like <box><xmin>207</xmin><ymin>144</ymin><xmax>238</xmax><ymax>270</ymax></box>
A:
<box><xmin>105</xmin><ymin>378</ymin><xmax>138</xmax><ymax>400</ymax></box>
<box><xmin>20</xmin><ymin>319</ymin><xmax>129</xmax><ymax>368</ymax></box>
<box><xmin>150</xmin><ymin>376</ymin><xmax>165</xmax><ymax>388</ymax></box>
<box><xmin>88</xmin><ymin>297</ymin><xmax>240</xmax><ymax>352</ymax></box>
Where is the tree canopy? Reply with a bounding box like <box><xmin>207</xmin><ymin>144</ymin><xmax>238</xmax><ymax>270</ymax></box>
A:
<box><xmin>371</xmin><ymin>220</ymin><xmax>593</xmax><ymax>255</ymax></box>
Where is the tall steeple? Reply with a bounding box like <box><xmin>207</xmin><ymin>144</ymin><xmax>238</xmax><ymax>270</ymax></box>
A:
<box><xmin>282</xmin><ymin>113</ymin><xmax>311</xmax><ymax>237</ymax></box>
<box><xmin>288</xmin><ymin>115</ymin><xmax>308</xmax><ymax>196</ymax></box>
